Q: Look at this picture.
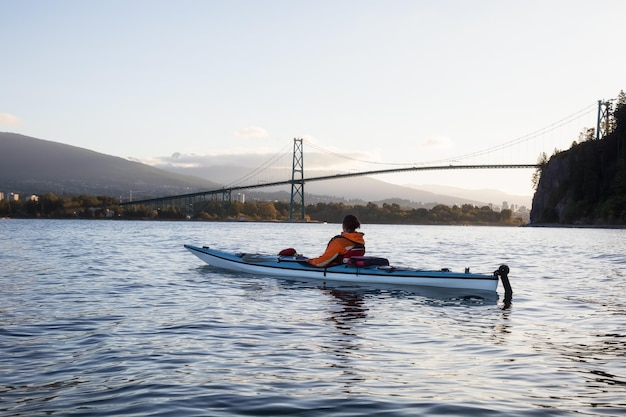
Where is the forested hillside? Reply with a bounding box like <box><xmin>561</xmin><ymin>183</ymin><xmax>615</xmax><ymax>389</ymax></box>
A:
<box><xmin>0</xmin><ymin>132</ymin><xmax>220</xmax><ymax>197</ymax></box>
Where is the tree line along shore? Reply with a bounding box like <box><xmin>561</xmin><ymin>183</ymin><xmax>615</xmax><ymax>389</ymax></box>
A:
<box><xmin>0</xmin><ymin>194</ymin><xmax>522</xmax><ymax>226</ymax></box>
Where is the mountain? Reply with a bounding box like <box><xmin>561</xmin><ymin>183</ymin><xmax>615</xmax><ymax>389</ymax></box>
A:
<box><xmin>302</xmin><ymin>177</ymin><xmax>489</xmax><ymax>207</ymax></box>
<box><xmin>1</xmin><ymin>132</ymin><xmax>531</xmax><ymax>209</ymax></box>
<box><xmin>405</xmin><ymin>184</ymin><xmax>532</xmax><ymax>208</ymax></box>
<box><xmin>0</xmin><ymin>132</ymin><xmax>221</xmax><ymax>198</ymax></box>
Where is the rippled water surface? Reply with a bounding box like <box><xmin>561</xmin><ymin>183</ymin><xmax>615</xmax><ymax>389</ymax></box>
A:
<box><xmin>1</xmin><ymin>220</ymin><xmax>625</xmax><ymax>416</ymax></box>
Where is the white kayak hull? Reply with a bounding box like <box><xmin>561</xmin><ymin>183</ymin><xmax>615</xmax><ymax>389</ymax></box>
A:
<box><xmin>184</xmin><ymin>245</ymin><xmax>505</xmax><ymax>293</ymax></box>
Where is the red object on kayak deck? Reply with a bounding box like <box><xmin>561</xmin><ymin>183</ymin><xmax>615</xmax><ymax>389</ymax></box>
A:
<box><xmin>278</xmin><ymin>248</ymin><xmax>297</xmax><ymax>256</ymax></box>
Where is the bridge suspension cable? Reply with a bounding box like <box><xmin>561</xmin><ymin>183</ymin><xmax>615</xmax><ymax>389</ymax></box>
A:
<box><xmin>219</xmin><ymin>101</ymin><xmax>599</xmax><ymax>188</ymax></box>
<box><xmin>303</xmin><ymin>140</ymin><xmax>412</xmax><ymax>166</ymax></box>
<box><xmin>223</xmin><ymin>141</ymin><xmax>292</xmax><ymax>188</ymax></box>
<box><xmin>426</xmin><ymin>102</ymin><xmax>598</xmax><ymax>165</ymax></box>
<box><xmin>303</xmin><ymin>102</ymin><xmax>598</xmax><ymax>168</ymax></box>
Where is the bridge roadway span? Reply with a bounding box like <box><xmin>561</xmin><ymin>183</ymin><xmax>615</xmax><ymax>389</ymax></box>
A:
<box><xmin>120</xmin><ymin>163</ymin><xmax>539</xmax><ymax>206</ymax></box>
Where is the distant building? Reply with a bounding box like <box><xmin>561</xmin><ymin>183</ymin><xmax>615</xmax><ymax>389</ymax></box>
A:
<box><xmin>235</xmin><ymin>193</ymin><xmax>245</xmax><ymax>203</ymax></box>
<box><xmin>2</xmin><ymin>192</ymin><xmax>19</xmax><ymax>201</ymax></box>
<box><xmin>502</xmin><ymin>201</ymin><xmax>509</xmax><ymax>210</ymax></box>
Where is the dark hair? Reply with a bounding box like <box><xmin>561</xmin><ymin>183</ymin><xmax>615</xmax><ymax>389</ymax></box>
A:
<box><xmin>342</xmin><ymin>214</ymin><xmax>361</xmax><ymax>232</ymax></box>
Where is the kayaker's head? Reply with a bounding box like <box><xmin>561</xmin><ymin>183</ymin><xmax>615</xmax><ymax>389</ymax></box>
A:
<box><xmin>342</xmin><ymin>214</ymin><xmax>361</xmax><ymax>233</ymax></box>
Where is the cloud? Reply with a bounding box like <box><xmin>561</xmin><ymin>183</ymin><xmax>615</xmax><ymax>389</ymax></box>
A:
<box><xmin>0</xmin><ymin>112</ymin><xmax>22</xmax><ymax>126</ymax></box>
<box><xmin>419</xmin><ymin>136</ymin><xmax>454</xmax><ymax>149</ymax></box>
<box><xmin>136</xmin><ymin>147</ymin><xmax>397</xmax><ymax>185</ymax></box>
<box><xmin>234</xmin><ymin>126</ymin><xmax>269</xmax><ymax>139</ymax></box>
<box><xmin>144</xmin><ymin>152</ymin><xmax>288</xmax><ymax>169</ymax></box>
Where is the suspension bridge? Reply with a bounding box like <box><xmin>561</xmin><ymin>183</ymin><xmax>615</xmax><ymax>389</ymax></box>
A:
<box><xmin>120</xmin><ymin>100</ymin><xmax>612</xmax><ymax>220</ymax></box>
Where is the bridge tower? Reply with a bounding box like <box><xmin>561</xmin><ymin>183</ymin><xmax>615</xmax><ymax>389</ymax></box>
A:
<box><xmin>289</xmin><ymin>138</ymin><xmax>305</xmax><ymax>221</ymax></box>
<box><xmin>596</xmin><ymin>99</ymin><xmax>613</xmax><ymax>140</ymax></box>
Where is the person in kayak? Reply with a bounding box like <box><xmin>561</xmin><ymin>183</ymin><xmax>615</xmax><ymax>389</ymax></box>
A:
<box><xmin>308</xmin><ymin>214</ymin><xmax>365</xmax><ymax>267</ymax></box>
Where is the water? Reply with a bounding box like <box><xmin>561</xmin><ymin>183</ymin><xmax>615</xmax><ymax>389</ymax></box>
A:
<box><xmin>1</xmin><ymin>219</ymin><xmax>625</xmax><ymax>416</ymax></box>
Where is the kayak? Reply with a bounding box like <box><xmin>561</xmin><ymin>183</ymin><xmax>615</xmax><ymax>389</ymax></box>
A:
<box><xmin>184</xmin><ymin>244</ymin><xmax>512</xmax><ymax>294</ymax></box>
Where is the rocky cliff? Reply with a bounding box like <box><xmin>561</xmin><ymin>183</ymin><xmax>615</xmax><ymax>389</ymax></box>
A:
<box><xmin>530</xmin><ymin>99</ymin><xmax>626</xmax><ymax>225</ymax></box>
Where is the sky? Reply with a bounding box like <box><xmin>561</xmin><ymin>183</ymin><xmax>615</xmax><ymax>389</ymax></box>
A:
<box><xmin>2</xmin><ymin>0</ymin><xmax>625</xmax><ymax>196</ymax></box>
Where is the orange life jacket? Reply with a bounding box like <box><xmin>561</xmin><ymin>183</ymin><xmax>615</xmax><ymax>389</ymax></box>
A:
<box><xmin>308</xmin><ymin>232</ymin><xmax>365</xmax><ymax>268</ymax></box>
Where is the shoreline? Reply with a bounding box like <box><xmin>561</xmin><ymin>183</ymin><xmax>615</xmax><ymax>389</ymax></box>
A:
<box><xmin>4</xmin><ymin>216</ymin><xmax>625</xmax><ymax>228</ymax></box>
